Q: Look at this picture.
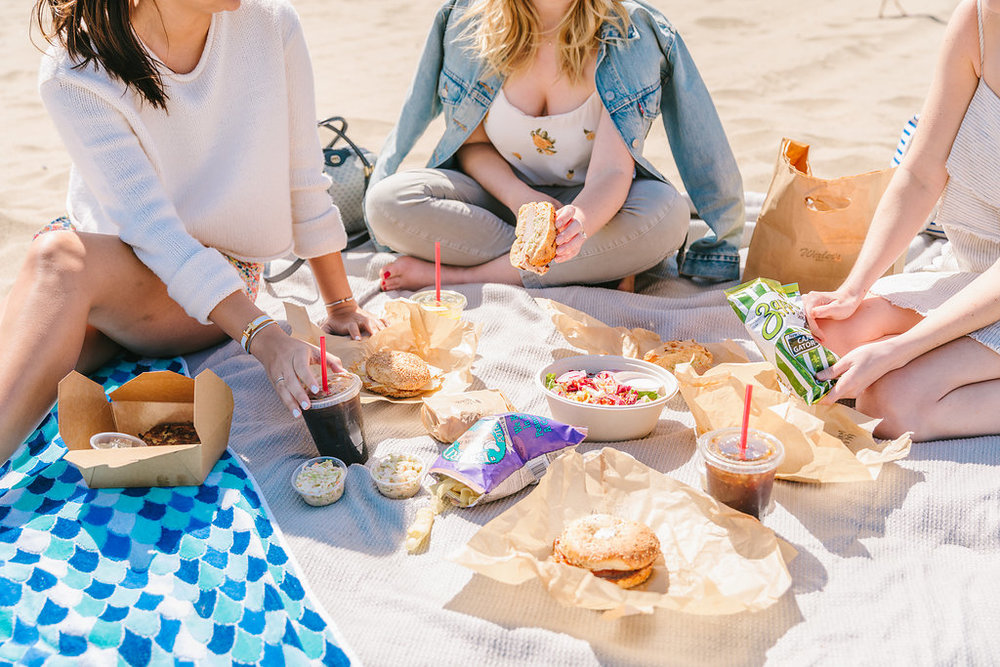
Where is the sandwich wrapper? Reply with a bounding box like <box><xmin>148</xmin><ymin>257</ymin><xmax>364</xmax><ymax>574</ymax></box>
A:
<box><xmin>674</xmin><ymin>361</ymin><xmax>911</xmax><ymax>483</ymax></box>
<box><xmin>429</xmin><ymin>413</ymin><xmax>587</xmax><ymax>506</ymax></box>
<box><xmin>449</xmin><ymin>447</ymin><xmax>793</xmax><ymax>617</ymax></box>
<box><xmin>421</xmin><ymin>390</ymin><xmax>516</xmax><ymax>443</ymax></box>
<box><xmin>535</xmin><ymin>297</ymin><xmax>749</xmax><ymax>365</ymax></box>
<box><xmin>286</xmin><ymin>299</ymin><xmax>479</xmax><ymax>404</ymax></box>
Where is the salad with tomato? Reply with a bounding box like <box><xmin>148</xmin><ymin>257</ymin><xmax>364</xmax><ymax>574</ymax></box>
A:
<box><xmin>544</xmin><ymin>370</ymin><xmax>661</xmax><ymax>406</ymax></box>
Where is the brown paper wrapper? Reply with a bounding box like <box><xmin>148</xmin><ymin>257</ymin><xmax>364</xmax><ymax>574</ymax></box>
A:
<box><xmin>536</xmin><ymin>298</ymin><xmax>749</xmax><ymax>365</ymax></box>
<box><xmin>674</xmin><ymin>361</ymin><xmax>911</xmax><ymax>483</ymax></box>
<box><xmin>285</xmin><ymin>299</ymin><xmax>480</xmax><ymax>404</ymax></box>
<box><xmin>420</xmin><ymin>390</ymin><xmax>516</xmax><ymax>443</ymax></box>
<box><xmin>450</xmin><ymin>448</ymin><xmax>793</xmax><ymax>617</ymax></box>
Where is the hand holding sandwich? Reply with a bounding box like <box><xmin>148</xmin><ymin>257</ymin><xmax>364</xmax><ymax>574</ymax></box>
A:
<box><xmin>553</xmin><ymin>205</ymin><xmax>589</xmax><ymax>263</ymax></box>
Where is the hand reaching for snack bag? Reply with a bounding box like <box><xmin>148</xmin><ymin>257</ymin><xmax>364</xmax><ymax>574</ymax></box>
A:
<box><xmin>553</xmin><ymin>205</ymin><xmax>588</xmax><ymax>263</ymax></box>
<box><xmin>817</xmin><ymin>338</ymin><xmax>904</xmax><ymax>404</ymax></box>
<box><xmin>802</xmin><ymin>288</ymin><xmax>864</xmax><ymax>343</ymax></box>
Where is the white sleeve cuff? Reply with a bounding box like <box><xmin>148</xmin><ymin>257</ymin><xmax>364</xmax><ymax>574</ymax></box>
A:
<box><xmin>291</xmin><ymin>208</ymin><xmax>348</xmax><ymax>259</ymax></box>
<box><xmin>166</xmin><ymin>247</ymin><xmax>247</xmax><ymax>325</ymax></box>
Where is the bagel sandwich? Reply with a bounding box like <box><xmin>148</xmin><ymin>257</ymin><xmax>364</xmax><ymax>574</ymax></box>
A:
<box><xmin>358</xmin><ymin>350</ymin><xmax>441</xmax><ymax>398</ymax></box>
<box><xmin>551</xmin><ymin>514</ymin><xmax>661</xmax><ymax>589</ymax></box>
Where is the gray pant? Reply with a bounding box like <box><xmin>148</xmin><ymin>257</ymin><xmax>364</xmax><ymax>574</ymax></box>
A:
<box><xmin>364</xmin><ymin>168</ymin><xmax>690</xmax><ymax>287</ymax></box>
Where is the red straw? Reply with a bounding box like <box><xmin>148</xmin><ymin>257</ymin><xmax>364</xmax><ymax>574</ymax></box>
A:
<box><xmin>739</xmin><ymin>384</ymin><xmax>753</xmax><ymax>460</ymax></box>
<box><xmin>320</xmin><ymin>336</ymin><xmax>329</xmax><ymax>394</ymax></box>
<box><xmin>434</xmin><ymin>241</ymin><xmax>441</xmax><ymax>303</ymax></box>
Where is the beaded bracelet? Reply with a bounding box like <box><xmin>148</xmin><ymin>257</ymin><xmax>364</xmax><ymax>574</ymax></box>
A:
<box><xmin>324</xmin><ymin>295</ymin><xmax>355</xmax><ymax>310</ymax></box>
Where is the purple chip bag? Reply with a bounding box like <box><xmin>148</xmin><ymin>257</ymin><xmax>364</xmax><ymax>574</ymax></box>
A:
<box><xmin>429</xmin><ymin>412</ymin><xmax>587</xmax><ymax>504</ymax></box>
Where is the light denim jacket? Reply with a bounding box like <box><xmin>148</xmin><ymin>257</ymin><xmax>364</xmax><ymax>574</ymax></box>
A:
<box><xmin>369</xmin><ymin>0</ymin><xmax>745</xmax><ymax>281</ymax></box>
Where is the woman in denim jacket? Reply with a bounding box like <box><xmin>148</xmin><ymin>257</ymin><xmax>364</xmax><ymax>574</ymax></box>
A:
<box><xmin>366</xmin><ymin>0</ymin><xmax>745</xmax><ymax>291</ymax></box>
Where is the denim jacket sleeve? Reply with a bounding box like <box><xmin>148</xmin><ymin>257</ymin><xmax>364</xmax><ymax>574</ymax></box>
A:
<box><xmin>369</xmin><ymin>3</ymin><xmax>453</xmax><ymax>188</ymax></box>
<box><xmin>658</xmin><ymin>29</ymin><xmax>745</xmax><ymax>282</ymax></box>
<box><xmin>364</xmin><ymin>2</ymin><xmax>454</xmax><ymax>248</ymax></box>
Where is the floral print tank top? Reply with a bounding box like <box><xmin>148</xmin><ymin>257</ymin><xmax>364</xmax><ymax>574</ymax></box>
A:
<box><xmin>484</xmin><ymin>88</ymin><xmax>603</xmax><ymax>187</ymax></box>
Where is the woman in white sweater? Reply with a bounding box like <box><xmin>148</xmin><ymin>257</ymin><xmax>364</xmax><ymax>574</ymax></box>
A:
<box><xmin>0</xmin><ymin>0</ymin><xmax>380</xmax><ymax>457</ymax></box>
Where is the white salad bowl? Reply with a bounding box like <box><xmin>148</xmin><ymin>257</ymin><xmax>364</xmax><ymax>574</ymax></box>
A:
<box><xmin>537</xmin><ymin>354</ymin><xmax>679</xmax><ymax>442</ymax></box>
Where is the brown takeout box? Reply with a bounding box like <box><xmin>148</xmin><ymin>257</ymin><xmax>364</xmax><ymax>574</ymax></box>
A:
<box><xmin>58</xmin><ymin>370</ymin><xmax>234</xmax><ymax>488</ymax></box>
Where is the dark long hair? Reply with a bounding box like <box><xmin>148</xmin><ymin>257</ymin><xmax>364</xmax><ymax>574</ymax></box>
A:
<box><xmin>33</xmin><ymin>0</ymin><xmax>168</xmax><ymax>109</ymax></box>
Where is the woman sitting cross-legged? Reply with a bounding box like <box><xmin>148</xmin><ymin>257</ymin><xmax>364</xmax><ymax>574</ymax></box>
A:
<box><xmin>0</xmin><ymin>0</ymin><xmax>383</xmax><ymax>461</ymax></box>
<box><xmin>804</xmin><ymin>0</ymin><xmax>1000</xmax><ymax>441</ymax></box>
<box><xmin>365</xmin><ymin>0</ymin><xmax>745</xmax><ymax>292</ymax></box>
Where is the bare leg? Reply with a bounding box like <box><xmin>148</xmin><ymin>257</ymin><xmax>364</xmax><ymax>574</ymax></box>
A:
<box><xmin>382</xmin><ymin>254</ymin><xmax>522</xmax><ymax>291</ymax></box>
<box><xmin>859</xmin><ymin>337</ymin><xmax>1000</xmax><ymax>440</ymax></box>
<box><xmin>76</xmin><ymin>326</ymin><xmax>123</xmax><ymax>375</ymax></box>
<box><xmin>812</xmin><ymin>296</ymin><xmax>923</xmax><ymax>356</ymax></box>
<box><xmin>0</xmin><ymin>231</ymin><xmax>227</xmax><ymax>457</ymax></box>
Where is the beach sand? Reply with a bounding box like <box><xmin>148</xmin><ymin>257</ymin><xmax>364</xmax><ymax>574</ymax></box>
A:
<box><xmin>0</xmin><ymin>0</ymin><xmax>955</xmax><ymax>299</ymax></box>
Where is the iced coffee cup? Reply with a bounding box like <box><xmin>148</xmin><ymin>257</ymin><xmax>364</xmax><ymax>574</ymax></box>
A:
<box><xmin>697</xmin><ymin>428</ymin><xmax>784</xmax><ymax>519</ymax></box>
<box><xmin>303</xmin><ymin>372</ymin><xmax>369</xmax><ymax>465</ymax></box>
<box><xmin>411</xmin><ymin>290</ymin><xmax>467</xmax><ymax>320</ymax></box>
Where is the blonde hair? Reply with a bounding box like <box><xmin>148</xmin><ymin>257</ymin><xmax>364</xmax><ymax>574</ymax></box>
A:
<box><xmin>462</xmin><ymin>0</ymin><xmax>630</xmax><ymax>83</ymax></box>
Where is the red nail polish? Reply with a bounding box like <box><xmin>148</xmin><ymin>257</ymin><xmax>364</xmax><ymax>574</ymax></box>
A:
<box><xmin>383</xmin><ymin>271</ymin><xmax>390</xmax><ymax>279</ymax></box>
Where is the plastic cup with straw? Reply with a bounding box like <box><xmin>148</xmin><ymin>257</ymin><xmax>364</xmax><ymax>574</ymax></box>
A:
<box><xmin>411</xmin><ymin>241</ymin><xmax>467</xmax><ymax>319</ymax></box>
<box><xmin>696</xmin><ymin>382</ymin><xmax>784</xmax><ymax>518</ymax></box>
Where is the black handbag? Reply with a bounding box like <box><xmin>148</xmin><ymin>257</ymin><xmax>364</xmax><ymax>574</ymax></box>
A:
<box><xmin>264</xmin><ymin>116</ymin><xmax>376</xmax><ymax>283</ymax></box>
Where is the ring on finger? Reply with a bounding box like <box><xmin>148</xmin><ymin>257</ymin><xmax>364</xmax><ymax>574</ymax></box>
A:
<box><xmin>274</xmin><ymin>375</ymin><xmax>286</xmax><ymax>384</ymax></box>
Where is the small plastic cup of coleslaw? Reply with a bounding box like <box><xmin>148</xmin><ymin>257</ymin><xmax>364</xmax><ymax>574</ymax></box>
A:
<box><xmin>292</xmin><ymin>456</ymin><xmax>348</xmax><ymax>506</ymax></box>
<box><xmin>367</xmin><ymin>453</ymin><xmax>426</xmax><ymax>499</ymax></box>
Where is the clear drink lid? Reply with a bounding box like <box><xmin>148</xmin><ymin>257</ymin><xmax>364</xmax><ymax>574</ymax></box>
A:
<box><xmin>308</xmin><ymin>372</ymin><xmax>362</xmax><ymax>407</ymax></box>
<box><xmin>697</xmin><ymin>428</ymin><xmax>785</xmax><ymax>474</ymax></box>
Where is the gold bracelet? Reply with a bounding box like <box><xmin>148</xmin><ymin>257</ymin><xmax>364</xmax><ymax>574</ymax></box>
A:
<box><xmin>241</xmin><ymin>315</ymin><xmax>275</xmax><ymax>353</ymax></box>
<box><xmin>324</xmin><ymin>295</ymin><xmax>355</xmax><ymax>309</ymax></box>
<box><xmin>245</xmin><ymin>319</ymin><xmax>278</xmax><ymax>354</ymax></box>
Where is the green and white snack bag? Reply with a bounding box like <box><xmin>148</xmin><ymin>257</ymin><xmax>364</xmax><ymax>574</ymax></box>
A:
<box><xmin>725</xmin><ymin>278</ymin><xmax>838</xmax><ymax>404</ymax></box>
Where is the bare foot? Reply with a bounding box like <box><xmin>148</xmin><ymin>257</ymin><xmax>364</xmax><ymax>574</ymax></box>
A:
<box><xmin>382</xmin><ymin>254</ymin><xmax>523</xmax><ymax>291</ymax></box>
<box><xmin>616</xmin><ymin>275</ymin><xmax>636</xmax><ymax>293</ymax></box>
<box><xmin>382</xmin><ymin>255</ymin><xmax>437</xmax><ymax>291</ymax></box>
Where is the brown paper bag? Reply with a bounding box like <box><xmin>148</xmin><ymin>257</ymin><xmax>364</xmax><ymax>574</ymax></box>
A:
<box><xmin>420</xmin><ymin>390</ymin><xmax>516</xmax><ymax>443</ymax></box>
<box><xmin>450</xmin><ymin>448</ymin><xmax>793</xmax><ymax>617</ymax></box>
<box><xmin>744</xmin><ymin>138</ymin><xmax>902</xmax><ymax>293</ymax></box>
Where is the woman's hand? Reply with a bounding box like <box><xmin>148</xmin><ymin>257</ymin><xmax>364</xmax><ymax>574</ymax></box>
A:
<box><xmin>248</xmin><ymin>325</ymin><xmax>344</xmax><ymax>417</ymax></box>
<box><xmin>802</xmin><ymin>288</ymin><xmax>864</xmax><ymax>342</ymax></box>
<box><xmin>553</xmin><ymin>205</ymin><xmax>588</xmax><ymax>263</ymax></box>
<box><xmin>817</xmin><ymin>339</ymin><xmax>903</xmax><ymax>404</ymax></box>
<box><xmin>322</xmin><ymin>302</ymin><xmax>385</xmax><ymax>340</ymax></box>
<box><xmin>511</xmin><ymin>192</ymin><xmax>561</xmax><ymax>218</ymax></box>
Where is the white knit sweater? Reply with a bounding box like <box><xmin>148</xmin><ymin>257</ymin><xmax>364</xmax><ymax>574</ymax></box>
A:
<box><xmin>38</xmin><ymin>0</ymin><xmax>346</xmax><ymax>324</ymax></box>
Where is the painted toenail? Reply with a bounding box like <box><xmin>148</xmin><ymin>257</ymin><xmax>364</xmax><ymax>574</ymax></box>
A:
<box><xmin>383</xmin><ymin>271</ymin><xmax>390</xmax><ymax>279</ymax></box>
